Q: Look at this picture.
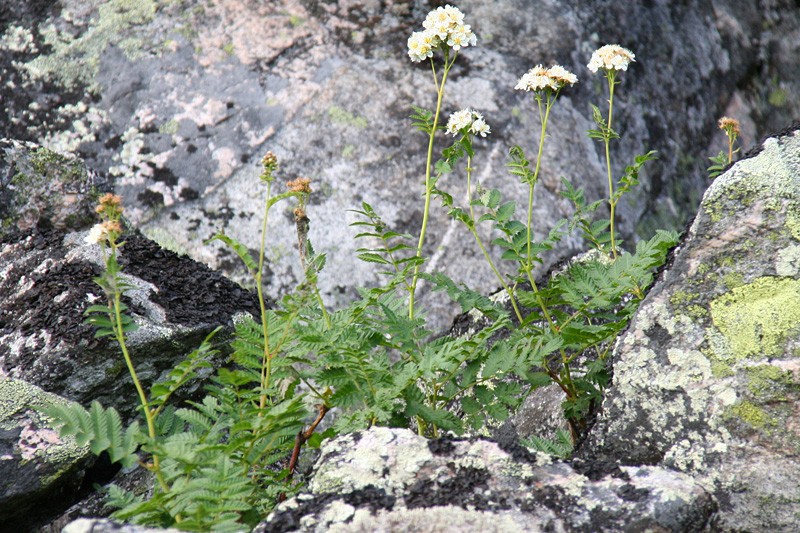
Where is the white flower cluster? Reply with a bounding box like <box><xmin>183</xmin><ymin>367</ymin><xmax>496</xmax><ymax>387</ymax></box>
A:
<box><xmin>446</xmin><ymin>108</ymin><xmax>490</xmax><ymax>137</ymax></box>
<box><xmin>408</xmin><ymin>5</ymin><xmax>477</xmax><ymax>62</ymax></box>
<box><xmin>85</xmin><ymin>223</ymin><xmax>109</xmax><ymax>245</ymax></box>
<box><xmin>515</xmin><ymin>64</ymin><xmax>578</xmax><ymax>92</ymax></box>
<box><xmin>587</xmin><ymin>44</ymin><xmax>635</xmax><ymax>73</ymax></box>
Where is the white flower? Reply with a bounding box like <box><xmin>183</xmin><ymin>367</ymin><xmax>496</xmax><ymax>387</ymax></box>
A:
<box><xmin>546</xmin><ymin>64</ymin><xmax>578</xmax><ymax>86</ymax></box>
<box><xmin>515</xmin><ymin>65</ymin><xmax>556</xmax><ymax>92</ymax></box>
<box><xmin>446</xmin><ymin>108</ymin><xmax>473</xmax><ymax>135</ymax></box>
<box><xmin>516</xmin><ymin>64</ymin><xmax>578</xmax><ymax>93</ymax></box>
<box><xmin>447</xmin><ymin>26</ymin><xmax>469</xmax><ymax>50</ymax></box>
<box><xmin>413</xmin><ymin>4</ymin><xmax>476</xmax><ymax>60</ymax></box>
<box><xmin>408</xmin><ymin>30</ymin><xmax>435</xmax><ymax>62</ymax></box>
<box><xmin>443</xmin><ymin>5</ymin><xmax>465</xmax><ymax>25</ymax></box>
<box><xmin>424</xmin><ymin>5</ymin><xmax>465</xmax><ymax>32</ymax></box>
<box><xmin>587</xmin><ymin>44</ymin><xmax>635</xmax><ymax>73</ymax></box>
<box><xmin>85</xmin><ymin>223</ymin><xmax>108</xmax><ymax>245</ymax></box>
<box><xmin>446</xmin><ymin>108</ymin><xmax>491</xmax><ymax>137</ymax></box>
<box><xmin>514</xmin><ymin>65</ymin><xmax>578</xmax><ymax>92</ymax></box>
<box><xmin>470</xmin><ymin>117</ymin><xmax>490</xmax><ymax>137</ymax></box>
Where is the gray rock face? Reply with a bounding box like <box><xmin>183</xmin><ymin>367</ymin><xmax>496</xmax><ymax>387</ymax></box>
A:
<box><xmin>0</xmin><ymin>138</ymin><xmax>108</xmax><ymax>237</ymax></box>
<box><xmin>3</xmin><ymin>0</ymin><xmax>799</xmax><ymax>329</ymax></box>
<box><xmin>583</xmin><ymin>126</ymin><xmax>800</xmax><ymax>531</ymax></box>
<box><xmin>257</xmin><ymin>427</ymin><xmax>715</xmax><ymax>533</ymax></box>
<box><xmin>0</xmin><ymin>378</ymin><xmax>93</xmax><ymax>531</ymax></box>
<box><xmin>62</xmin><ymin>518</ymin><xmax>183</xmax><ymax>533</ymax></box>
<box><xmin>0</xmin><ymin>222</ymin><xmax>262</xmax><ymax>422</ymax></box>
<box><xmin>0</xmin><ymin>140</ymin><xmax>264</xmax><ymax>421</ymax></box>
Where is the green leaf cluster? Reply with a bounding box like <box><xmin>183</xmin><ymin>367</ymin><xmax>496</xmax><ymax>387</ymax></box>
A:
<box><xmin>521</xmin><ymin>429</ymin><xmax>574</xmax><ymax>459</ymax></box>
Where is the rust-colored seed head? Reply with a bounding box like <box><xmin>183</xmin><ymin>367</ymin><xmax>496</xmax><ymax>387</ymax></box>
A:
<box><xmin>718</xmin><ymin>116</ymin><xmax>740</xmax><ymax>136</ymax></box>
<box><xmin>99</xmin><ymin>192</ymin><xmax>116</xmax><ymax>204</ymax></box>
<box><xmin>287</xmin><ymin>177</ymin><xmax>312</xmax><ymax>193</ymax></box>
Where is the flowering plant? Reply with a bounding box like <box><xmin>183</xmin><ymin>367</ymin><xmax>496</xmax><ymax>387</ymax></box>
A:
<box><xmin>40</xmin><ymin>5</ymin><xmax>684</xmax><ymax>530</ymax></box>
<box><xmin>394</xmin><ymin>28</ymin><xmax>675</xmax><ymax>436</ymax></box>
<box><xmin>708</xmin><ymin>116</ymin><xmax>741</xmax><ymax>178</ymax></box>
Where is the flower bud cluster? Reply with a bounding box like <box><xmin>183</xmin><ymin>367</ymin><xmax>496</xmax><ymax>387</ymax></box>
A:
<box><xmin>446</xmin><ymin>108</ymin><xmax>490</xmax><ymax>137</ymax></box>
<box><xmin>408</xmin><ymin>5</ymin><xmax>476</xmax><ymax>62</ymax></box>
<box><xmin>260</xmin><ymin>151</ymin><xmax>279</xmax><ymax>182</ymax></box>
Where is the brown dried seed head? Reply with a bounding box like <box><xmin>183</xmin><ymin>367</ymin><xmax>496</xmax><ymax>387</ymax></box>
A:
<box><xmin>103</xmin><ymin>220</ymin><xmax>123</xmax><ymax>233</ymax></box>
<box><xmin>99</xmin><ymin>192</ymin><xmax>116</xmax><ymax>204</ymax></box>
<box><xmin>718</xmin><ymin>116</ymin><xmax>740</xmax><ymax>136</ymax></box>
<box><xmin>287</xmin><ymin>177</ymin><xmax>312</xmax><ymax>193</ymax></box>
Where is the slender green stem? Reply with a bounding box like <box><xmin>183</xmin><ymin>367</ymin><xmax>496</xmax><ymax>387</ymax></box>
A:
<box><xmin>465</xmin><ymin>153</ymin><xmax>525</xmax><ymax>324</ymax></box>
<box><xmin>314</xmin><ymin>289</ymin><xmax>331</xmax><ymax>328</ymax></box>
<box><xmin>727</xmin><ymin>137</ymin><xmax>734</xmax><ymax>165</ymax></box>
<box><xmin>257</xmin><ymin>181</ymin><xmax>273</xmax><ymax>408</ymax></box>
<box><xmin>106</xmin><ymin>244</ymin><xmax>169</xmax><ymax>493</ymax></box>
<box><xmin>522</xmin><ymin>92</ymin><xmax>559</xmax><ymax>333</ymax></box>
<box><xmin>604</xmin><ymin>72</ymin><xmax>618</xmax><ymax>259</ymax></box>
<box><xmin>409</xmin><ymin>52</ymin><xmax>455</xmax><ymax>319</ymax></box>
<box><xmin>526</xmin><ymin>93</ymin><xmax>549</xmax><ymax>276</ymax></box>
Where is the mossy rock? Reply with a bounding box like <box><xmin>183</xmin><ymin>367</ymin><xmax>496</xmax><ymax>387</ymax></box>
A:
<box><xmin>0</xmin><ymin>139</ymin><xmax>109</xmax><ymax>238</ymax></box>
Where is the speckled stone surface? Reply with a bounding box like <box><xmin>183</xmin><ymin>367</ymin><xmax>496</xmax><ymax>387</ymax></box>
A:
<box><xmin>0</xmin><ymin>377</ymin><xmax>93</xmax><ymax>529</ymax></box>
<box><xmin>0</xmin><ymin>141</ymin><xmax>264</xmax><ymax>422</ymax></box>
<box><xmin>584</xmin><ymin>127</ymin><xmax>800</xmax><ymax>531</ymax></box>
<box><xmin>62</xmin><ymin>518</ymin><xmax>184</xmax><ymax>533</ymax></box>
<box><xmin>0</xmin><ymin>224</ymin><xmax>261</xmax><ymax>423</ymax></box>
<box><xmin>257</xmin><ymin>427</ymin><xmax>714</xmax><ymax>533</ymax></box>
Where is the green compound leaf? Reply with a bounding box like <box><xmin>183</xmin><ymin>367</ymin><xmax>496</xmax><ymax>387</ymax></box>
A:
<box><xmin>205</xmin><ymin>233</ymin><xmax>258</xmax><ymax>274</ymax></box>
<box><xmin>37</xmin><ymin>400</ymin><xmax>140</xmax><ymax>468</ymax></box>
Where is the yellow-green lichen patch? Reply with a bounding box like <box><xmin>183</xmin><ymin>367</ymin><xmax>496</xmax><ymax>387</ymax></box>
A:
<box><xmin>142</xmin><ymin>227</ymin><xmax>189</xmax><ymax>256</ymax></box>
<box><xmin>785</xmin><ymin>207</ymin><xmax>800</xmax><ymax>242</ymax></box>
<box><xmin>7</xmin><ymin>146</ymin><xmax>96</xmax><ymax>227</ymax></box>
<box><xmin>342</xmin><ymin>144</ymin><xmax>356</xmax><ymax>158</ymax></box>
<box><xmin>723</xmin><ymin>272</ymin><xmax>744</xmax><ymax>290</ymax></box>
<box><xmin>104</xmin><ymin>359</ymin><xmax>126</xmax><ymax>379</ymax></box>
<box><xmin>670</xmin><ymin>290</ymin><xmax>691</xmax><ymax>307</ymax></box>
<box><xmin>709</xmin><ymin>357</ymin><xmax>735</xmax><ymax>379</ymax></box>
<box><xmin>686</xmin><ymin>305</ymin><xmax>708</xmax><ymax>319</ymax></box>
<box><xmin>668</xmin><ymin>289</ymin><xmax>709</xmax><ymax>320</ymax></box>
<box><xmin>22</xmin><ymin>0</ymin><xmax>157</xmax><ymax>90</ymax></box>
<box><xmin>158</xmin><ymin>119</ymin><xmax>179</xmax><ymax>135</ymax></box>
<box><xmin>727</xmin><ymin>400</ymin><xmax>776</xmax><ymax>429</ymax></box>
<box><xmin>745</xmin><ymin>364</ymin><xmax>798</xmax><ymax>401</ymax></box>
<box><xmin>328</xmin><ymin>106</ymin><xmax>368</xmax><ymax>129</ymax></box>
<box><xmin>0</xmin><ymin>378</ymin><xmax>89</xmax><ymax>467</ymax></box>
<box><xmin>769</xmin><ymin>87</ymin><xmax>787</xmax><ymax>107</ymax></box>
<box><xmin>709</xmin><ymin>277</ymin><xmax>800</xmax><ymax>361</ymax></box>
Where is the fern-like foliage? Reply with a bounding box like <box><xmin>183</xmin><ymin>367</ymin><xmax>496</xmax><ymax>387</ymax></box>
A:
<box><xmin>521</xmin><ymin>429</ymin><xmax>574</xmax><ymax>459</ymax></box>
<box><xmin>37</xmin><ymin>400</ymin><xmax>139</xmax><ymax>468</ymax></box>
